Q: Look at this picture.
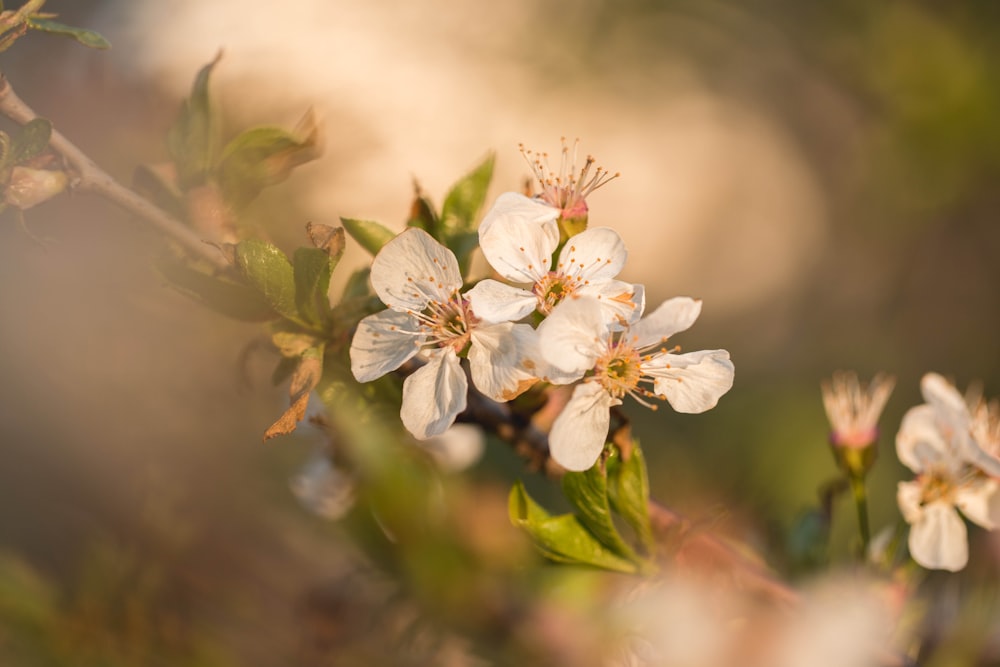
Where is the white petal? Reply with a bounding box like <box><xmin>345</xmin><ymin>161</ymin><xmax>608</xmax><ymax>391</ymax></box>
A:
<box><xmin>350</xmin><ymin>310</ymin><xmax>422</xmax><ymax>382</ymax></box>
<box><xmin>549</xmin><ymin>382</ymin><xmax>619</xmax><ymax>471</ymax></box>
<box><xmin>955</xmin><ymin>478</ymin><xmax>1000</xmax><ymax>530</ymax></box>
<box><xmin>479</xmin><ymin>193</ymin><xmax>559</xmax><ymax>283</ymax></box>
<box><xmin>921</xmin><ymin>372</ymin><xmax>970</xmax><ymax>422</ymax></box>
<box><xmin>371</xmin><ymin>228</ymin><xmax>462</xmax><ymax>311</ymax></box>
<box><xmin>907</xmin><ymin>501</ymin><xmax>968</xmax><ymax>571</ymax></box>
<box><xmin>646</xmin><ymin>349</ymin><xmax>734</xmax><ymax>414</ymax></box>
<box><xmin>465</xmin><ymin>280</ymin><xmax>537</xmax><ymax>324</ymax></box>
<box><xmin>480</xmin><ymin>192</ymin><xmax>559</xmax><ymax>234</ymax></box>
<box><xmin>576</xmin><ymin>279</ymin><xmax>641</xmax><ymax>325</ymax></box>
<box><xmin>895</xmin><ymin>404</ymin><xmax>952</xmax><ymax>473</ymax></box>
<box><xmin>626</xmin><ymin>284</ymin><xmax>646</xmax><ymax>325</ymax></box>
<box><xmin>291</xmin><ymin>455</ymin><xmax>356</xmax><ymax>520</ymax></box>
<box><xmin>897</xmin><ymin>480</ymin><xmax>925</xmax><ymax>524</ymax></box>
<box><xmin>536</xmin><ymin>296</ymin><xmax>607</xmax><ymax>375</ymax></box>
<box><xmin>557</xmin><ymin>226</ymin><xmax>627</xmax><ymax>283</ymax></box>
<box><xmin>400</xmin><ymin>349</ymin><xmax>467</xmax><ymax>439</ymax></box>
<box><xmin>628</xmin><ymin>297</ymin><xmax>703</xmax><ymax>349</ymax></box>
<box><xmin>468</xmin><ymin>323</ymin><xmax>538</xmax><ymax>401</ymax></box>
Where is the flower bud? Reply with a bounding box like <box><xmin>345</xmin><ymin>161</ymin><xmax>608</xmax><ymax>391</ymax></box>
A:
<box><xmin>4</xmin><ymin>166</ymin><xmax>68</xmax><ymax>210</ymax></box>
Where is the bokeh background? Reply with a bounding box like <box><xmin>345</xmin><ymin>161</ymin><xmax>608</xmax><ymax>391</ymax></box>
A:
<box><xmin>1</xmin><ymin>0</ymin><xmax>998</xmax><ymax>664</ymax></box>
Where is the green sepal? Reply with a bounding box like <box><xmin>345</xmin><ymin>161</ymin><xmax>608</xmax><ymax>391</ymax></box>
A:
<box><xmin>341</xmin><ymin>267</ymin><xmax>372</xmax><ymax>300</ymax></box>
<box><xmin>234</xmin><ymin>238</ymin><xmax>301</xmax><ymax>324</ymax></box>
<box><xmin>6</xmin><ymin>118</ymin><xmax>51</xmax><ymax>167</ymax></box>
<box><xmin>167</xmin><ymin>54</ymin><xmax>221</xmax><ymax>190</ymax></box>
<box><xmin>217</xmin><ymin>121</ymin><xmax>320</xmax><ymax>211</ymax></box>
<box><xmin>508</xmin><ymin>481</ymin><xmax>637</xmax><ymax>573</ymax></box>
<box><xmin>562</xmin><ymin>461</ymin><xmax>639</xmax><ymax>562</ymax></box>
<box><xmin>292</xmin><ymin>246</ymin><xmax>335</xmax><ymax>328</ymax></box>
<box><xmin>606</xmin><ymin>445</ymin><xmax>655</xmax><ymax>555</ymax></box>
<box><xmin>25</xmin><ymin>17</ymin><xmax>110</xmax><ymax>49</ymax></box>
<box><xmin>341</xmin><ymin>217</ymin><xmax>394</xmax><ymax>256</ymax></box>
<box><xmin>157</xmin><ymin>259</ymin><xmax>278</xmax><ymax>322</ymax></box>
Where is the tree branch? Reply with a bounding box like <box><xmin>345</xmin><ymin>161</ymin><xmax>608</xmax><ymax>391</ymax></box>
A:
<box><xmin>0</xmin><ymin>72</ymin><xmax>226</xmax><ymax>267</ymax></box>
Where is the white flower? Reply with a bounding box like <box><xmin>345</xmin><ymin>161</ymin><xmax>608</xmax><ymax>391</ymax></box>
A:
<box><xmin>349</xmin><ymin>228</ymin><xmax>537</xmax><ymax>439</ymax></box>
<box><xmin>291</xmin><ymin>453</ymin><xmax>356</xmax><ymax>520</ymax></box>
<box><xmin>418</xmin><ymin>423</ymin><xmax>486</xmax><ymax>472</ymax></box>
<box><xmin>896</xmin><ymin>373</ymin><xmax>1000</xmax><ymax>571</ymax></box>
<box><xmin>537</xmin><ymin>295</ymin><xmax>734</xmax><ymax>471</ymax></box>
<box><xmin>821</xmin><ymin>371</ymin><xmax>895</xmax><ymax>450</ymax></box>
<box><xmin>519</xmin><ymin>138</ymin><xmax>619</xmax><ymax>229</ymax></box>
<box><xmin>467</xmin><ymin>191</ymin><xmax>641</xmax><ymax>325</ymax></box>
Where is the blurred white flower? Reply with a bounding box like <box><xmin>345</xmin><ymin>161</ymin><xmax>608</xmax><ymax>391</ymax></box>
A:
<box><xmin>896</xmin><ymin>373</ymin><xmax>1000</xmax><ymax>571</ymax></box>
<box><xmin>349</xmin><ymin>228</ymin><xmax>537</xmax><ymax>438</ymax></box>
<box><xmin>769</xmin><ymin>576</ymin><xmax>898</xmax><ymax>667</ymax></box>
<box><xmin>419</xmin><ymin>423</ymin><xmax>486</xmax><ymax>472</ymax></box>
<box><xmin>467</xmin><ymin>192</ymin><xmax>640</xmax><ymax>324</ymax></box>
<box><xmin>537</xmin><ymin>295</ymin><xmax>734</xmax><ymax>471</ymax></box>
<box><xmin>291</xmin><ymin>454</ymin><xmax>356</xmax><ymax>520</ymax></box>
<box><xmin>821</xmin><ymin>371</ymin><xmax>895</xmax><ymax>450</ymax></box>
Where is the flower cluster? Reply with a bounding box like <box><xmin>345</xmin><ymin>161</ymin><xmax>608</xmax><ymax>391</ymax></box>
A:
<box><xmin>895</xmin><ymin>373</ymin><xmax>1000</xmax><ymax>571</ymax></box>
<box><xmin>350</xmin><ymin>144</ymin><xmax>734</xmax><ymax>471</ymax></box>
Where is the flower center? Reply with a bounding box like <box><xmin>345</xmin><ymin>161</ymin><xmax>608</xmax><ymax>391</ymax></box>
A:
<box><xmin>533</xmin><ymin>271</ymin><xmax>582</xmax><ymax>314</ymax></box>
<box><xmin>412</xmin><ymin>291</ymin><xmax>479</xmax><ymax>354</ymax></box>
<box><xmin>594</xmin><ymin>342</ymin><xmax>643</xmax><ymax>400</ymax></box>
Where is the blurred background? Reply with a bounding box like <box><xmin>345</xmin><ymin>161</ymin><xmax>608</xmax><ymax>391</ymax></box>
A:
<box><xmin>1</xmin><ymin>0</ymin><xmax>999</xmax><ymax>664</ymax></box>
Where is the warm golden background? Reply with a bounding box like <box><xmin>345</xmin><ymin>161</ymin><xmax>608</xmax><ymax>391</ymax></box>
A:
<box><xmin>1</xmin><ymin>1</ymin><xmax>998</xmax><ymax>664</ymax></box>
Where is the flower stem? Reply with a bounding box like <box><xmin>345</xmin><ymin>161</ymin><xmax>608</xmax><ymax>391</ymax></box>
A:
<box><xmin>848</xmin><ymin>472</ymin><xmax>870</xmax><ymax>557</ymax></box>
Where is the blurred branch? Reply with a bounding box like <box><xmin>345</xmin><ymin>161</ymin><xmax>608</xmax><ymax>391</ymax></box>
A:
<box><xmin>0</xmin><ymin>72</ymin><xmax>226</xmax><ymax>267</ymax></box>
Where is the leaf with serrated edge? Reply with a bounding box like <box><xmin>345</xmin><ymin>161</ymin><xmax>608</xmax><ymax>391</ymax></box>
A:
<box><xmin>607</xmin><ymin>445</ymin><xmax>655</xmax><ymax>554</ymax></box>
<box><xmin>341</xmin><ymin>217</ymin><xmax>395</xmax><ymax>256</ymax></box>
<box><xmin>441</xmin><ymin>152</ymin><xmax>494</xmax><ymax>235</ymax></box>
<box><xmin>26</xmin><ymin>17</ymin><xmax>110</xmax><ymax>49</ymax></box>
<box><xmin>234</xmin><ymin>239</ymin><xmax>301</xmax><ymax>324</ymax></box>
<box><xmin>293</xmin><ymin>247</ymin><xmax>334</xmax><ymax>328</ymax></box>
<box><xmin>167</xmin><ymin>53</ymin><xmax>221</xmax><ymax>189</ymax></box>
<box><xmin>562</xmin><ymin>465</ymin><xmax>639</xmax><ymax>561</ymax></box>
<box><xmin>509</xmin><ymin>482</ymin><xmax>637</xmax><ymax>573</ymax></box>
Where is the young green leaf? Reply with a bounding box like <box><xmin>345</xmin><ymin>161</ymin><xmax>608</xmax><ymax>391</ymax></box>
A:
<box><xmin>157</xmin><ymin>259</ymin><xmax>278</xmax><ymax>321</ymax></box>
<box><xmin>217</xmin><ymin>116</ymin><xmax>320</xmax><ymax>211</ymax></box>
<box><xmin>25</xmin><ymin>17</ymin><xmax>110</xmax><ymax>49</ymax></box>
<box><xmin>406</xmin><ymin>186</ymin><xmax>438</xmax><ymax>235</ymax></box>
<box><xmin>341</xmin><ymin>217</ymin><xmax>395</xmax><ymax>256</ymax></box>
<box><xmin>606</xmin><ymin>446</ymin><xmax>655</xmax><ymax>554</ymax></box>
<box><xmin>509</xmin><ymin>481</ymin><xmax>637</xmax><ymax>573</ymax></box>
<box><xmin>167</xmin><ymin>54</ymin><xmax>221</xmax><ymax>190</ymax></box>
<box><xmin>292</xmin><ymin>247</ymin><xmax>335</xmax><ymax>328</ymax></box>
<box><xmin>234</xmin><ymin>239</ymin><xmax>301</xmax><ymax>323</ymax></box>
<box><xmin>440</xmin><ymin>152</ymin><xmax>494</xmax><ymax>236</ymax></box>
<box><xmin>562</xmin><ymin>464</ymin><xmax>639</xmax><ymax>562</ymax></box>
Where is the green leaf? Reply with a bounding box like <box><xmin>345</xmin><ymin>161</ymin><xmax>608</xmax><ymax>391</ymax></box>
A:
<box><xmin>25</xmin><ymin>17</ymin><xmax>111</xmax><ymax>49</ymax></box>
<box><xmin>217</xmin><ymin>113</ymin><xmax>320</xmax><ymax>211</ymax></box>
<box><xmin>606</xmin><ymin>445</ymin><xmax>655</xmax><ymax>554</ymax></box>
<box><xmin>7</xmin><ymin>118</ymin><xmax>51</xmax><ymax>166</ymax></box>
<box><xmin>234</xmin><ymin>239</ymin><xmax>301</xmax><ymax>323</ymax></box>
<box><xmin>341</xmin><ymin>217</ymin><xmax>395</xmax><ymax>256</ymax></box>
<box><xmin>562</xmin><ymin>463</ymin><xmax>638</xmax><ymax>562</ymax></box>
<box><xmin>292</xmin><ymin>247</ymin><xmax>335</xmax><ymax>328</ymax></box>
<box><xmin>167</xmin><ymin>54</ymin><xmax>221</xmax><ymax>190</ymax></box>
<box><xmin>158</xmin><ymin>259</ymin><xmax>278</xmax><ymax>322</ymax></box>
<box><xmin>509</xmin><ymin>481</ymin><xmax>637</xmax><ymax>573</ymax></box>
<box><xmin>440</xmin><ymin>152</ymin><xmax>494</xmax><ymax>236</ymax></box>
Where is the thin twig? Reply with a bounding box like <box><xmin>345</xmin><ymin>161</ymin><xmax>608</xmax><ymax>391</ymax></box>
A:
<box><xmin>0</xmin><ymin>72</ymin><xmax>226</xmax><ymax>267</ymax></box>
